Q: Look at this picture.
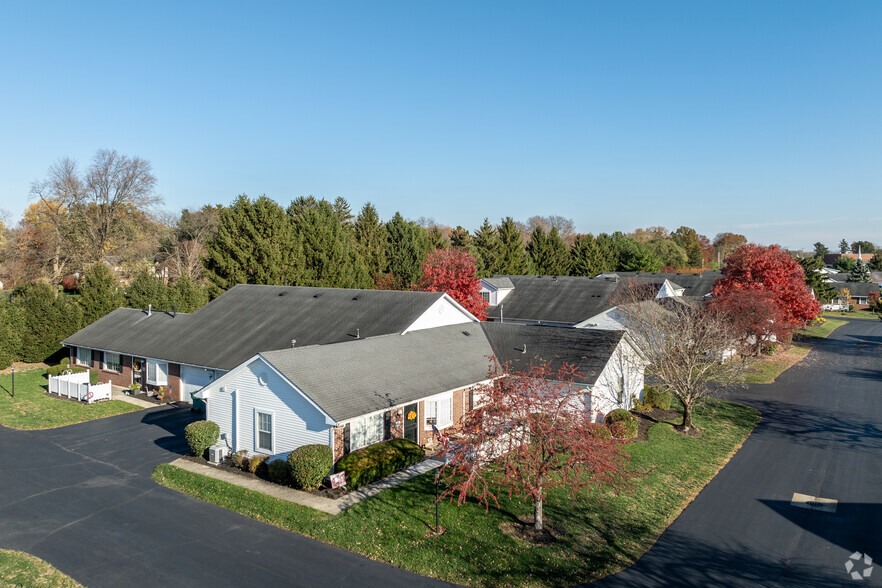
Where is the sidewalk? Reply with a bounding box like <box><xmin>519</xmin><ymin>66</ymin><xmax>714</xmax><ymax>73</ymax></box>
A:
<box><xmin>168</xmin><ymin>457</ymin><xmax>443</xmax><ymax>515</ymax></box>
<box><xmin>111</xmin><ymin>385</ymin><xmax>158</xmax><ymax>408</ymax></box>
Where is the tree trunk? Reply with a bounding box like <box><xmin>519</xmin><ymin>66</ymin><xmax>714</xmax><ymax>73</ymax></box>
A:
<box><xmin>534</xmin><ymin>478</ymin><xmax>544</xmax><ymax>531</ymax></box>
<box><xmin>681</xmin><ymin>401</ymin><xmax>694</xmax><ymax>431</ymax></box>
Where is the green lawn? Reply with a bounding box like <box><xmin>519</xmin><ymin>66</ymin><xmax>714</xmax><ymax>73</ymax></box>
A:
<box><xmin>0</xmin><ymin>549</ymin><xmax>82</xmax><ymax>587</ymax></box>
<box><xmin>743</xmin><ymin>345</ymin><xmax>810</xmax><ymax>384</ymax></box>
<box><xmin>0</xmin><ymin>369</ymin><xmax>141</xmax><ymax>430</ymax></box>
<box><xmin>153</xmin><ymin>399</ymin><xmax>760</xmax><ymax>587</ymax></box>
<box><xmin>796</xmin><ymin>318</ymin><xmax>846</xmax><ymax>339</ymax></box>
<box><xmin>823</xmin><ymin>310</ymin><xmax>880</xmax><ymax>321</ymax></box>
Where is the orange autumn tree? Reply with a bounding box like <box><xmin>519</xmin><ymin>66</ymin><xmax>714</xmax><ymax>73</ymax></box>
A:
<box><xmin>418</xmin><ymin>248</ymin><xmax>488</xmax><ymax>319</ymax></box>
<box><xmin>440</xmin><ymin>362</ymin><xmax>631</xmax><ymax>532</ymax></box>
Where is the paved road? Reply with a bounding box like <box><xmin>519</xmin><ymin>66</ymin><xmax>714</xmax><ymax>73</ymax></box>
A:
<box><xmin>595</xmin><ymin>318</ymin><xmax>882</xmax><ymax>587</ymax></box>
<box><xmin>0</xmin><ymin>407</ymin><xmax>450</xmax><ymax>587</ymax></box>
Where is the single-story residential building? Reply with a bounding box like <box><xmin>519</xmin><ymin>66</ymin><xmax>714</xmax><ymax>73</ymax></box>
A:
<box><xmin>195</xmin><ymin>322</ymin><xmax>645</xmax><ymax>461</ymax></box>
<box><xmin>62</xmin><ymin>284</ymin><xmax>479</xmax><ymax>402</ymax></box>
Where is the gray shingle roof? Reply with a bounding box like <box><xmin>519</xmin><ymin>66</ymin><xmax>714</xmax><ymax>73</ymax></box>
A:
<box><xmin>480</xmin><ymin>322</ymin><xmax>623</xmax><ymax>385</ymax></box>
<box><xmin>485</xmin><ymin>275</ymin><xmax>625</xmax><ymax>324</ymax></box>
<box><xmin>482</xmin><ymin>276</ymin><xmax>515</xmax><ymax>290</ymax></box>
<box><xmin>63</xmin><ymin>285</ymin><xmax>454</xmax><ymax>370</ymax></box>
<box><xmin>839</xmin><ymin>282</ymin><xmax>881</xmax><ymax>296</ymax></box>
<box><xmin>261</xmin><ymin>323</ymin><xmax>495</xmax><ymax>422</ymax></box>
<box><xmin>599</xmin><ymin>271</ymin><xmax>721</xmax><ymax>297</ymax></box>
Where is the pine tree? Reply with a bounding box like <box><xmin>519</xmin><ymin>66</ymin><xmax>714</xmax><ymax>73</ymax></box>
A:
<box><xmin>472</xmin><ymin>218</ymin><xmax>499</xmax><ymax>277</ymax></box>
<box><xmin>170</xmin><ymin>274</ymin><xmax>210</xmax><ymax>313</ymax></box>
<box><xmin>385</xmin><ymin>212</ymin><xmax>432</xmax><ymax>289</ymax></box>
<box><xmin>496</xmin><ymin>217</ymin><xmax>531</xmax><ymax>275</ymax></box>
<box><xmin>594</xmin><ymin>233</ymin><xmax>620</xmax><ymax>272</ymax></box>
<box><xmin>812</xmin><ymin>242</ymin><xmax>830</xmax><ymax>259</ymax></box>
<box><xmin>12</xmin><ymin>283</ymin><xmax>83</xmax><ymax>363</ymax></box>
<box><xmin>527</xmin><ymin>226</ymin><xmax>570</xmax><ymax>275</ymax></box>
<box><xmin>839</xmin><ymin>239</ymin><xmax>849</xmax><ymax>254</ymax></box>
<box><xmin>616</xmin><ymin>236</ymin><xmax>662</xmax><ymax>272</ymax></box>
<box><xmin>127</xmin><ymin>269</ymin><xmax>173</xmax><ymax>311</ymax></box>
<box><xmin>799</xmin><ymin>256</ymin><xmax>836</xmax><ymax>302</ymax></box>
<box><xmin>870</xmin><ymin>253</ymin><xmax>882</xmax><ymax>271</ymax></box>
<box><xmin>0</xmin><ymin>300</ymin><xmax>23</xmax><ymax>369</ymax></box>
<box><xmin>449</xmin><ymin>226</ymin><xmax>471</xmax><ymax>249</ymax></box>
<box><xmin>672</xmin><ymin>226</ymin><xmax>703</xmax><ymax>267</ymax></box>
<box><xmin>203</xmin><ymin>195</ymin><xmax>302</xmax><ymax>291</ymax></box>
<box><xmin>570</xmin><ymin>234</ymin><xmax>605</xmax><ymax>276</ymax></box>
<box><xmin>849</xmin><ymin>259</ymin><xmax>872</xmax><ymax>283</ymax></box>
<box><xmin>428</xmin><ymin>226</ymin><xmax>448</xmax><ymax>250</ymax></box>
<box><xmin>354</xmin><ymin>202</ymin><xmax>388</xmax><ymax>280</ymax></box>
<box><xmin>78</xmin><ymin>263</ymin><xmax>125</xmax><ymax>324</ymax></box>
<box><xmin>332</xmin><ymin>196</ymin><xmax>353</xmax><ymax>226</ymax></box>
<box><xmin>290</xmin><ymin>199</ymin><xmax>370</xmax><ymax>288</ymax></box>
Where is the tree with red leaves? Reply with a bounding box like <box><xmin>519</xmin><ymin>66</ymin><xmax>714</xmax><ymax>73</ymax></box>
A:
<box><xmin>712</xmin><ymin>244</ymin><xmax>821</xmax><ymax>329</ymax></box>
<box><xmin>709</xmin><ymin>289</ymin><xmax>788</xmax><ymax>356</ymax></box>
<box><xmin>440</xmin><ymin>362</ymin><xmax>631</xmax><ymax>532</ymax></box>
<box><xmin>418</xmin><ymin>248</ymin><xmax>488</xmax><ymax>320</ymax></box>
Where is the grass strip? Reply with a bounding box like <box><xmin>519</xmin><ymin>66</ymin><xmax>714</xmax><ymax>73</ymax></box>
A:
<box><xmin>0</xmin><ymin>548</ymin><xmax>83</xmax><ymax>587</ymax></box>
<box><xmin>743</xmin><ymin>345</ymin><xmax>810</xmax><ymax>384</ymax></box>
<box><xmin>154</xmin><ymin>399</ymin><xmax>760</xmax><ymax>586</ymax></box>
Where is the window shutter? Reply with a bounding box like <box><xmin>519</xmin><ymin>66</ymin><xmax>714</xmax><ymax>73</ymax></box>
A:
<box><xmin>383</xmin><ymin>411</ymin><xmax>391</xmax><ymax>440</ymax></box>
<box><xmin>343</xmin><ymin>423</ymin><xmax>351</xmax><ymax>455</ymax></box>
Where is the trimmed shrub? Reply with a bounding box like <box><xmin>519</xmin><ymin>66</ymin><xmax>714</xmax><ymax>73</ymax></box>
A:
<box><xmin>644</xmin><ymin>386</ymin><xmax>672</xmax><ymax>411</ymax></box>
<box><xmin>586</xmin><ymin>424</ymin><xmax>613</xmax><ymax>440</ymax></box>
<box><xmin>287</xmin><ymin>444</ymin><xmax>333</xmax><ymax>490</ymax></box>
<box><xmin>247</xmin><ymin>453</ymin><xmax>268</xmax><ymax>474</ymax></box>
<box><xmin>184</xmin><ymin>420</ymin><xmax>220</xmax><ymax>458</ymax></box>
<box><xmin>230</xmin><ymin>449</ymin><xmax>249</xmax><ymax>469</ymax></box>
<box><xmin>334</xmin><ymin>438</ymin><xmax>425</xmax><ymax>490</ymax></box>
<box><xmin>267</xmin><ymin>458</ymin><xmax>291</xmax><ymax>485</ymax></box>
<box><xmin>604</xmin><ymin>409</ymin><xmax>638</xmax><ymax>439</ymax></box>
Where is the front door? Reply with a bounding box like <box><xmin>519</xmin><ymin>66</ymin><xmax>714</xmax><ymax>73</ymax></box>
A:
<box><xmin>403</xmin><ymin>403</ymin><xmax>418</xmax><ymax>443</ymax></box>
<box><xmin>132</xmin><ymin>358</ymin><xmax>144</xmax><ymax>387</ymax></box>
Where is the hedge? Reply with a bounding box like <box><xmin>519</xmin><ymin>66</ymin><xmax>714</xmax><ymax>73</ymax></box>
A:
<box><xmin>287</xmin><ymin>444</ymin><xmax>333</xmax><ymax>490</ymax></box>
<box><xmin>184</xmin><ymin>420</ymin><xmax>220</xmax><ymax>458</ymax></box>
<box><xmin>335</xmin><ymin>438</ymin><xmax>425</xmax><ymax>490</ymax></box>
<box><xmin>604</xmin><ymin>408</ymin><xmax>638</xmax><ymax>439</ymax></box>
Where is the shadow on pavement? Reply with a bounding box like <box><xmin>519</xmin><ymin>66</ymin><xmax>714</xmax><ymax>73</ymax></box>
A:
<box><xmin>758</xmin><ymin>500</ymin><xmax>882</xmax><ymax>556</ymax></box>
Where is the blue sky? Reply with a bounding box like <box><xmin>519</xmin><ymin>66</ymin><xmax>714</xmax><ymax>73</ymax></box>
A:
<box><xmin>1</xmin><ymin>1</ymin><xmax>880</xmax><ymax>250</ymax></box>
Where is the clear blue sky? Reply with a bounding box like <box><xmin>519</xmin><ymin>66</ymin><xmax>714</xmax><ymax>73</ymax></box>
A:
<box><xmin>1</xmin><ymin>1</ymin><xmax>880</xmax><ymax>250</ymax></box>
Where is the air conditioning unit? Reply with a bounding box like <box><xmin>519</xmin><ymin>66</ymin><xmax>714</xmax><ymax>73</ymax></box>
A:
<box><xmin>208</xmin><ymin>444</ymin><xmax>228</xmax><ymax>464</ymax></box>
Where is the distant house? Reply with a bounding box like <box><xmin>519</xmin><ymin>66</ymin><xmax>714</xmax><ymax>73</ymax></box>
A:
<box><xmin>62</xmin><ymin>284</ymin><xmax>478</xmax><ymax>402</ymax></box>
<box><xmin>822</xmin><ymin>282</ymin><xmax>881</xmax><ymax>310</ymax></box>
<box><xmin>195</xmin><ymin>322</ymin><xmax>645</xmax><ymax>460</ymax></box>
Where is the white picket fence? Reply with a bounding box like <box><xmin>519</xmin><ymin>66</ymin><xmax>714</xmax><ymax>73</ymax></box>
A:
<box><xmin>48</xmin><ymin>371</ymin><xmax>112</xmax><ymax>404</ymax></box>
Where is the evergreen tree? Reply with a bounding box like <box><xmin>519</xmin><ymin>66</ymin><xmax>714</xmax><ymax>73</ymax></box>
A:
<box><xmin>496</xmin><ymin>217</ymin><xmax>531</xmax><ymax>275</ymax></box>
<box><xmin>616</xmin><ymin>236</ymin><xmax>662</xmax><ymax>272</ymax></box>
<box><xmin>0</xmin><ymin>300</ymin><xmax>23</xmax><ymax>369</ymax></box>
<box><xmin>569</xmin><ymin>234</ymin><xmax>605</xmax><ymax>276</ymax></box>
<box><xmin>203</xmin><ymin>195</ymin><xmax>302</xmax><ymax>292</ymax></box>
<box><xmin>849</xmin><ymin>259</ymin><xmax>872</xmax><ymax>283</ymax></box>
<box><xmin>449</xmin><ymin>226</ymin><xmax>472</xmax><ymax>249</ymax></box>
<box><xmin>428</xmin><ymin>226</ymin><xmax>448</xmax><ymax>250</ymax></box>
<box><xmin>472</xmin><ymin>218</ymin><xmax>499</xmax><ymax>277</ymax></box>
<box><xmin>289</xmin><ymin>199</ymin><xmax>370</xmax><ymax>288</ymax></box>
<box><xmin>12</xmin><ymin>283</ymin><xmax>83</xmax><ymax>363</ymax></box>
<box><xmin>839</xmin><ymin>239</ymin><xmax>849</xmax><ymax>254</ymax></box>
<box><xmin>385</xmin><ymin>212</ymin><xmax>432</xmax><ymax>289</ymax></box>
<box><xmin>170</xmin><ymin>274</ymin><xmax>210</xmax><ymax>313</ymax></box>
<box><xmin>332</xmin><ymin>196</ymin><xmax>353</xmax><ymax>226</ymax></box>
<box><xmin>812</xmin><ymin>242</ymin><xmax>830</xmax><ymax>259</ymax></box>
<box><xmin>127</xmin><ymin>270</ymin><xmax>173</xmax><ymax>311</ymax></box>
<box><xmin>78</xmin><ymin>263</ymin><xmax>125</xmax><ymax>325</ymax></box>
<box><xmin>354</xmin><ymin>202</ymin><xmax>388</xmax><ymax>280</ymax></box>
<box><xmin>646</xmin><ymin>239</ymin><xmax>688</xmax><ymax>269</ymax></box>
<box><xmin>671</xmin><ymin>226</ymin><xmax>703</xmax><ymax>267</ymax></box>
<box><xmin>869</xmin><ymin>253</ymin><xmax>882</xmax><ymax>271</ymax></box>
<box><xmin>799</xmin><ymin>256</ymin><xmax>836</xmax><ymax>302</ymax></box>
<box><xmin>527</xmin><ymin>226</ymin><xmax>570</xmax><ymax>275</ymax></box>
<box><xmin>595</xmin><ymin>233</ymin><xmax>620</xmax><ymax>272</ymax></box>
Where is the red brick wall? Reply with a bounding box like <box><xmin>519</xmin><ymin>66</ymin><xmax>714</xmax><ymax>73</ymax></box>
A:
<box><xmin>333</xmin><ymin>426</ymin><xmax>345</xmax><ymax>461</ymax></box>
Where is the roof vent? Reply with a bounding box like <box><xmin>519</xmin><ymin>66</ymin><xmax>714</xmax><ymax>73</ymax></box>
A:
<box><xmin>356</xmin><ymin>328</ymin><xmax>360</xmax><ymax>339</ymax></box>
<box><xmin>147</xmin><ymin>304</ymin><xmax>152</xmax><ymax>317</ymax></box>
<box><xmin>291</xmin><ymin>339</ymin><xmax>296</xmax><ymax>348</ymax></box>
<box><xmin>522</xmin><ymin>344</ymin><xmax>527</xmax><ymax>354</ymax></box>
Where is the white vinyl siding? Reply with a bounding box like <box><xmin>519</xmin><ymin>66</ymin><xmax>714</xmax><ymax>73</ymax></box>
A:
<box><xmin>203</xmin><ymin>360</ymin><xmax>332</xmax><ymax>458</ymax></box>
<box><xmin>104</xmin><ymin>352</ymin><xmax>121</xmax><ymax>372</ymax></box>
<box><xmin>146</xmin><ymin>361</ymin><xmax>169</xmax><ymax>386</ymax></box>
<box><xmin>425</xmin><ymin>394</ymin><xmax>453</xmax><ymax>430</ymax></box>
<box><xmin>350</xmin><ymin>413</ymin><xmax>383</xmax><ymax>451</ymax></box>
<box><xmin>255</xmin><ymin>410</ymin><xmax>274</xmax><ymax>453</ymax></box>
<box><xmin>76</xmin><ymin>347</ymin><xmax>92</xmax><ymax>367</ymax></box>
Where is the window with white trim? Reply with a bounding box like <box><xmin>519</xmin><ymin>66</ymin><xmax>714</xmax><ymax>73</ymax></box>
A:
<box><xmin>76</xmin><ymin>347</ymin><xmax>92</xmax><ymax>367</ymax></box>
<box><xmin>481</xmin><ymin>291</ymin><xmax>490</xmax><ymax>303</ymax></box>
<box><xmin>425</xmin><ymin>395</ymin><xmax>453</xmax><ymax>429</ymax></box>
<box><xmin>146</xmin><ymin>361</ymin><xmax>168</xmax><ymax>386</ymax></box>
<box><xmin>104</xmin><ymin>352</ymin><xmax>121</xmax><ymax>372</ymax></box>
<box><xmin>350</xmin><ymin>413</ymin><xmax>383</xmax><ymax>450</ymax></box>
<box><xmin>256</xmin><ymin>410</ymin><xmax>273</xmax><ymax>453</ymax></box>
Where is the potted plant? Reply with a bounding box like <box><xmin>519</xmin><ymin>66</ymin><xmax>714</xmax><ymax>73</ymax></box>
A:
<box><xmin>156</xmin><ymin>387</ymin><xmax>169</xmax><ymax>403</ymax></box>
<box><xmin>127</xmin><ymin>383</ymin><xmax>142</xmax><ymax>396</ymax></box>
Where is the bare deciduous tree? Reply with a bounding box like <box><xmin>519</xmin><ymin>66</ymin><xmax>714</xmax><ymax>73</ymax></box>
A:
<box><xmin>613</xmin><ymin>280</ymin><xmax>747</xmax><ymax>432</ymax></box>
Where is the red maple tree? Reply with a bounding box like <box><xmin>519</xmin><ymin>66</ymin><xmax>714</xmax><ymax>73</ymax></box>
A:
<box><xmin>418</xmin><ymin>248</ymin><xmax>488</xmax><ymax>320</ymax></box>
<box><xmin>712</xmin><ymin>244</ymin><xmax>821</xmax><ymax>328</ymax></box>
<box><xmin>709</xmin><ymin>289</ymin><xmax>789</xmax><ymax>356</ymax></box>
<box><xmin>439</xmin><ymin>362</ymin><xmax>631</xmax><ymax>532</ymax></box>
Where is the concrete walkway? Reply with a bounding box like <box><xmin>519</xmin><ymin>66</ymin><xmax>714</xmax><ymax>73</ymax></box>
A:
<box><xmin>111</xmin><ymin>385</ymin><xmax>168</xmax><ymax>408</ymax></box>
<box><xmin>169</xmin><ymin>457</ymin><xmax>444</xmax><ymax>515</ymax></box>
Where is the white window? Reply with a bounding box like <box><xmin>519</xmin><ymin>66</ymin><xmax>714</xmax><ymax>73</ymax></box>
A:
<box><xmin>350</xmin><ymin>413</ymin><xmax>384</xmax><ymax>450</ymax></box>
<box><xmin>255</xmin><ymin>410</ymin><xmax>273</xmax><ymax>453</ymax></box>
<box><xmin>146</xmin><ymin>361</ymin><xmax>168</xmax><ymax>386</ymax></box>
<box><xmin>76</xmin><ymin>347</ymin><xmax>92</xmax><ymax>367</ymax></box>
<box><xmin>481</xmin><ymin>291</ymin><xmax>490</xmax><ymax>303</ymax></box>
<box><xmin>425</xmin><ymin>395</ymin><xmax>453</xmax><ymax>429</ymax></box>
<box><xmin>104</xmin><ymin>352</ymin><xmax>121</xmax><ymax>372</ymax></box>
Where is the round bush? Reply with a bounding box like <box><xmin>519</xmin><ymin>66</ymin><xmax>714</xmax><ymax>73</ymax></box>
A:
<box><xmin>287</xmin><ymin>444</ymin><xmax>333</xmax><ymax>490</ymax></box>
<box><xmin>644</xmin><ymin>386</ymin><xmax>672</xmax><ymax>411</ymax></box>
<box><xmin>586</xmin><ymin>424</ymin><xmax>613</xmax><ymax>440</ymax></box>
<box><xmin>334</xmin><ymin>439</ymin><xmax>425</xmax><ymax>490</ymax></box>
<box><xmin>604</xmin><ymin>409</ymin><xmax>638</xmax><ymax>439</ymax></box>
<box><xmin>184</xmin><ymin>420</ymin><xmax>220</xmax><ymax>458</ymax></box>
<box><xmin>267</xmin><ymin>458</ymin><xmax>291</xmax><ymax>485</ymax></box>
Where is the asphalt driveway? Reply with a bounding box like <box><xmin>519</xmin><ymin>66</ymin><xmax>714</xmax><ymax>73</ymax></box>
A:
<box><xmin>0</xmin><ymin>407</ymin><xmax>450</xmax><ymax>587</ymax></box>
<box><xmin>595</xmin><ymin>318</ymin><xmax>882</xmax><ymax>587</ymax></box>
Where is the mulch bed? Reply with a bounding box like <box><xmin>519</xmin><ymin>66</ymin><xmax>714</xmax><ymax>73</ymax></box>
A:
<box><xmin>500</xmin><ymin>515</ymin><xmax>563</xmax><ymax>545</ymax></box>
<box><xmin>179</xmin><ymin>454</ymin><xmax>350</xmax><ymax>499</ymax></box>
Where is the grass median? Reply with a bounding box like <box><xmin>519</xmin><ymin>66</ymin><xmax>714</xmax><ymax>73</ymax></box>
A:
<box><xmin>0</xmin><ymin>549</ymin><xmax>82</xmax><ymax>587</ymax></box>
<box><xmin>0</xmin><ymin>368</ymin><xmax>141</xmax><ymax>430</ymax></box>
<box><xmin>153</xmin><ymin>399</ymin><xmax>760</xmax><ymax>587</ymax></box>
